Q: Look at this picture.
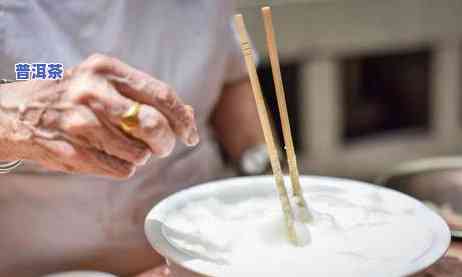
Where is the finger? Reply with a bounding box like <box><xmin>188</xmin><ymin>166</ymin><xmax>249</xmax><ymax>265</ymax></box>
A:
<box><xmin>71</xmin><ymin>79</ymin><xmax>177</xmax><ymax>157</ymax></box>
<box><xmin>130</xmin><ymin>104</ymin><xmax>176</xmax><ymax>157</ymax></box>
<box><xmin>35</xmin><ymin>137</ymin><xmax>136</xmax><ymax>179</ymax></box>
<box><xmin>89</xmin><ymin>99</ymin><xmax>177</xmax><ymax>158</ymax></box>
<box><xmin>135</xmin><ymin>265</ymin><xmax>170</xmax><ymax>277</ymax></box>
<box><xmin>31</xmin><ymin>141</ymin><xmax>71</xmax><ymax>173</ymax></box>
<box><xmin>56</xmin><ymin>105</ymin><xmax>151</xmax><ymax>165</ymax></box>
<box><xmin>116</xmin><ymin>81</ymin><xmax>199</xmax><ymax>147</ymax></box>
<box><xmin>80</xmin><ymin>54</ymin><xmax>199</xmax><ymax>146</ymax></box>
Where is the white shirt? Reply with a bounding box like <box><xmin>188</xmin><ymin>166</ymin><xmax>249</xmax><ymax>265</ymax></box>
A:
<box><xmin>0</xmin><ymin>1</ymin><xmax>246</xmax><ymax>275</ymax></box>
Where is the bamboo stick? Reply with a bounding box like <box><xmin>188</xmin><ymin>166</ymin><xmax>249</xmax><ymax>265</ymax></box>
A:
<box><xmin>261</xmin><ymin>6</ymin><xmax>313</xmax><ymax>222</ymax></box>
<box><xmin>234</xmin><ymin>14</ymin><xmax>298</xmax><ymax>245</ymax></box>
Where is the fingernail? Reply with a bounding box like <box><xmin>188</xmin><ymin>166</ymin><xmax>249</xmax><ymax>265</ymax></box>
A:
<box><xmin>136</xmin><ymin>151</ymin><xmax>152</xmax><ymax>166</ymax></box>
<box><xmin>114</xmin><ymin>165</ymin><xmax>136</xmax><ymax>180</ymax></box>
<box><xmin>185</xmin><ymin>128</ymin><xmax>200</xmax><ymax>146</ymax></box>
<box><xmin>127</xmin><ymin>165</ymin><xmax>137</xmax><ymax>178</ymax></box>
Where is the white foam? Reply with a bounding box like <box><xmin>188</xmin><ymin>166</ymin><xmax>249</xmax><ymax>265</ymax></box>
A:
<box><xmin>163</xmin><ymin>186</ymin><xmax>433</xmax><ymax>276</ymax></box>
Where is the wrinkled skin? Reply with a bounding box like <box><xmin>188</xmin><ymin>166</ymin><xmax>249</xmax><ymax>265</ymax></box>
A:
<box><xmin>135</xmin><ymin>265</ymin><xmax>170</xmax><ymax>277</ymax></box>
<box><xmin>0</xmin><ymin>53</ymin><xmax>199</xmax><ymax>178</ymax></box>
<box><xmin>0</xmin><ymin>55</ymin><xmax>263</xmax><ymax>276</ymax></box>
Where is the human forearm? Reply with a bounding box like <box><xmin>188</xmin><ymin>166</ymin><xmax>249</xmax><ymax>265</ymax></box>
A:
<box><xmin>0</xmin><ymin>54</ymin><xmax>199</xmax><ymax>177</ymax></box>
<box><xmin>0</xmin><ymin>114</ymin><xmax>23</xmax><ymax>160</ymax></box>
<box><xmin>0</xmin><ymin>82</ymin><xmax>35</xmax><ymax>161</ymax></box>
<box><xmin>211</xmin><ymin>79</ymin><xmax>264</xmax><ymax>161</ymax></box>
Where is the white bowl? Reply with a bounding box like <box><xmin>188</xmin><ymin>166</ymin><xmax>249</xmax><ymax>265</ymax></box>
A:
<box><xmin>145</xmin><ymin>175</ymin><xmax>451</xmax><ymax>276</ymax></box>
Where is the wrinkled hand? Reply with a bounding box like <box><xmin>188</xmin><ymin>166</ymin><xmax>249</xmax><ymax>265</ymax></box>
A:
<box><xmin>0</xmin><ymin>54</ymin><xmax>199</xmax><ymax>178</ymax></box>
<box><xmin>135</xmin><ymin>264</ymin><xmax>170</xmax><ymax>277</ymax></box>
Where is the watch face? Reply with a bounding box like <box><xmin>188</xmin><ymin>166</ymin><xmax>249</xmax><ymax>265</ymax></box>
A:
<box><xmin>241</xmin><ymin>144</ymin><xmax>270</xmax><ymax>175</ymax></box>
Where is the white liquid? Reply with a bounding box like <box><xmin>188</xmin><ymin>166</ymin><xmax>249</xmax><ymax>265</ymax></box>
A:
<box><xmin>163</xmin><ymin>184</ymin><xmax>434</xmax><ymax>276</ymax></box>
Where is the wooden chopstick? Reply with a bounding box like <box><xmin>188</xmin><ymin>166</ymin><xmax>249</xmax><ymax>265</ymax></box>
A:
<box><xmin>261</xmin><ymin>6</ymin><xmax>313</xmax><ymax>222</ymax></box>
<box><xmin>234</xmin><ymin>14</ymin><xmax>298</xmax><ymax>245</ymax></box>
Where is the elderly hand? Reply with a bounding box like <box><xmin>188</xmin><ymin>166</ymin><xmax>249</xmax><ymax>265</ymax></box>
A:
<box><xmin>135</xmin><ymin>264</ymin><xmax>170</xmax><ymax>277</ymax></box>
<box><xmin>0</xmin><ymin>54</ymin><xmax>199</xmax><ymax>178</ymax></box>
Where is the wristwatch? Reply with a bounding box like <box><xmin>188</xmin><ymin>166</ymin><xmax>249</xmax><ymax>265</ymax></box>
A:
<box><xmin>0</xmin><ymin>79</ymin><xmax>15</xmax><ymax>84</ymax></box>
<box><xmin>0</xmin><ymin>79</ymin><xmax>23</xmax><ymax>173</ymax></box>
<box><xmin>238</xmin><ymin>144</ymin><xmax>270</xmax><ymax>176</ymax></box>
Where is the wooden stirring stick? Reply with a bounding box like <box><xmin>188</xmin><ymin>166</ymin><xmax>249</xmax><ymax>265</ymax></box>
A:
<box><xmin>261</xmin><ymin>6</ymin><xmax>313</xmax><ymax>222</ymax></box>
<box><xmin>234</xmin><ymin>14</ymin><xmax>298</xmax><ymax>245</ymax></box>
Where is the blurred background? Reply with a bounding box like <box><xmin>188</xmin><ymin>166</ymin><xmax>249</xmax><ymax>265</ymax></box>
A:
<box><xmin>237</xmin><ymin>0</ymin><xmax>462</xmax><ymax>181</ymax></box>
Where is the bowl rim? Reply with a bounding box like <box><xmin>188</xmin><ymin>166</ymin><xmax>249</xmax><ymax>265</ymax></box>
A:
<box><xmin>144</xmin><ymin>175</ymin><xmax>451</xmax><ymax>276</ymax></box>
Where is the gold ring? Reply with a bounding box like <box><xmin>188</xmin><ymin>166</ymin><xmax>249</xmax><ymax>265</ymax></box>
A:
<box><xmin>120</xmin><ymin>102</ymin><xmax>141</xmax><ymax>133</ymax></box>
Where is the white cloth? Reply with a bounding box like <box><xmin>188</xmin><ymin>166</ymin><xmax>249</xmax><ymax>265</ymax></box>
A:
<box><xmin>0</xmin><ymin>1</ymin><xmax>246</xmax><ymax>275</ymax></box>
